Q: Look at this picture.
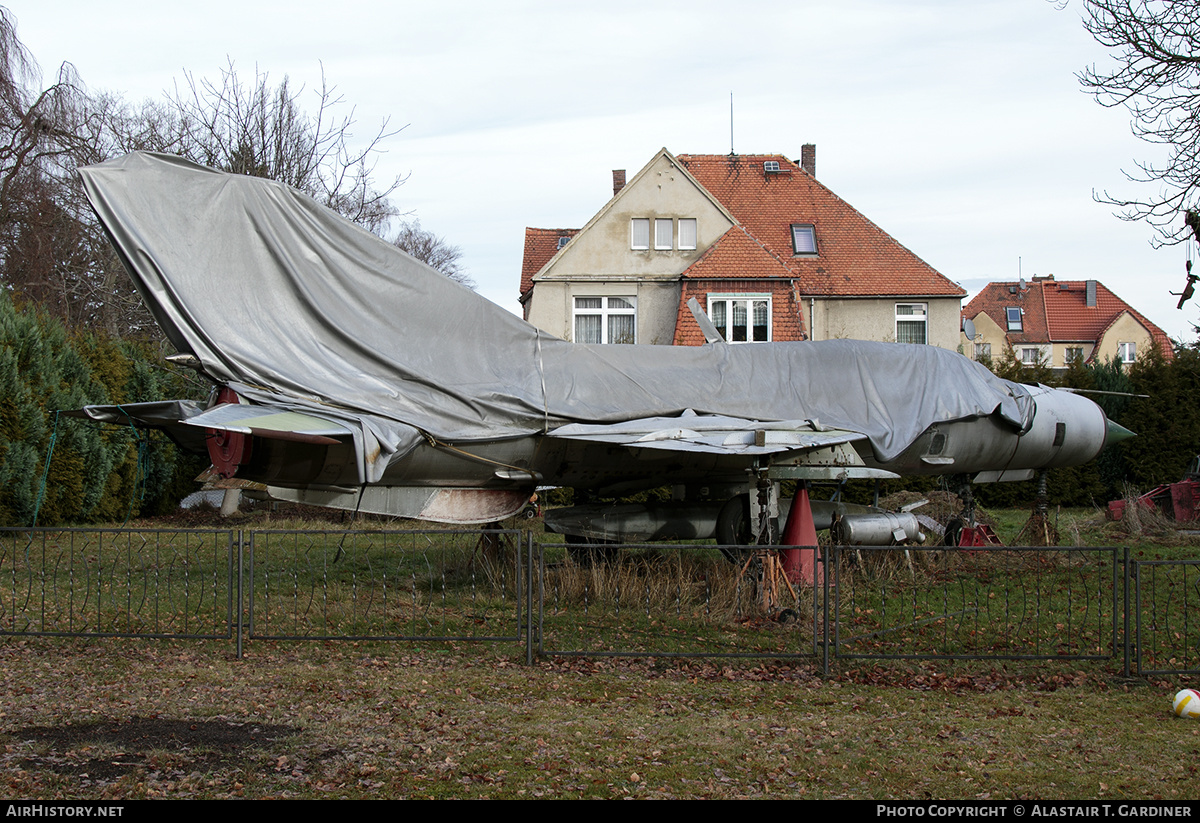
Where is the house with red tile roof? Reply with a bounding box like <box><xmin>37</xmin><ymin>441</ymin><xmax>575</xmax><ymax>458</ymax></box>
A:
<box><xmin>961</xmin><ymin>275</ymin><xmax>1173</xmax><ymax>369</ymax></box>
<box><xmin>520</xmin><ymin>147</ymin><xmax>966</xmax><ymax>348</ymax></box>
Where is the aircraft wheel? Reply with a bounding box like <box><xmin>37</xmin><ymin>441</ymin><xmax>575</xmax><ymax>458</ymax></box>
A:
<box><xmin>564</xmin><ymin>534</ymin><xmax>619</xmax><ymax>565</ymax></box>
<box><xmin>716</xmin><ymin>494</ymin><xmax>753</xmax><ymax>563</ymax></box>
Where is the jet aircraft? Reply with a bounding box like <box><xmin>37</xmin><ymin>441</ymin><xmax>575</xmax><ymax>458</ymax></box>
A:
<box><xmin>71</xmin><ymin>153</ymin><xmax>1129</xmax><ymax>558</ymax></box>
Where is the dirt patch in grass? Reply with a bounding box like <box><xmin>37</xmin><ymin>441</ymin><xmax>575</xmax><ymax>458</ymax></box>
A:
<box><xmin>12</xmin><ymin>716</ymin><xmax>299</xmax><ymax>781</ymax></box>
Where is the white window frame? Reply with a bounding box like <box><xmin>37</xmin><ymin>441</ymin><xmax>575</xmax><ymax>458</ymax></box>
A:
<box><xmin>975</xmin><ymin>342</ymin><xmax>991</xmax><ymax>362</ymax></box>
<box><xmin>631</xmin><ymin>219</ymin><xmax>649</xmax><ymax>250</ymax></box>
<box><xmin>707</xmin><ymin>294</ymin><xmax>771</xmax><ymax>343</ymax></box>
<box><xmin>1118</xmin><ymin>342</ymin><xmax>1136</xmax><ymax>364</ymax></box>
<box><xmin>573</xmin><ymin>296</ymin><xmax>637</xmax><ymax>344</ymax></box>
<box><xmin>678</xmin><ymin>218</ymin><xmax>697</xmax><ymax>250</ymax></box>
<box><xmin>1020</xmin><ymin>346</ymin><xmax>1041</xmax><ymax>366</ymax></box>
<box><xmin>1065</xmin><ymin>346</ymin><xmax>1084</xmax><ymax>365</ymax></box>
<box><xmin>895</xmin><ymin>303</ymin><xmax>928</xmax><ymax>345</ymax></box>
<box><xmin>654</xmin><ymin>218</ymin><xmax>673</xmax><ymax>250</ymax></box>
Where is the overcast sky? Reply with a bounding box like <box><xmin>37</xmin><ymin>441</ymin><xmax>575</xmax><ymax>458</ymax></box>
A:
<box><xmin>10</xmin><ymin>0</ymin><xmax>1196</xmax><ymax>341</ymax></box>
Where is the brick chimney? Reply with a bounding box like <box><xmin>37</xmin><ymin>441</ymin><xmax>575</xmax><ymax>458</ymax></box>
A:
<box><xmin>800</xmin><ymin>144</ymin><xmax>816</xmax><ymax>178</ymax></box>
<box><xmin>612</xmin><ymin>169</ymin><xmax>626</xmax><ymax>196</ymax></box>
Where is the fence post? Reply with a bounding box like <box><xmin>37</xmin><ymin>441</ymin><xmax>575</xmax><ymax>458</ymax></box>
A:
<box><xmin>236</xmin><ymin>530</ymin><xmax>244</xmax><ymax>660</ymax></box>
<box><xmin>822</xmin><ymin>545</ymin><xmax>832</xmax><ymax>676</ymax></box>
<box><xmin>525</xmin><ymin>531</ymin><xmax>533</xmax><ymax>666</ymax></box>
<box><xmin>1123</xmin><ymin>545</ymin><xmax>1131</xmax><ymax>678</ymax></box>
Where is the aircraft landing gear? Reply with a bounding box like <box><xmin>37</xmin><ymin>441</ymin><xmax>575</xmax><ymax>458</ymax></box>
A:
<box><xmin>564</xmin><ymin>533</ymin><xmax>619</xmax><ymax>565</ymax></box>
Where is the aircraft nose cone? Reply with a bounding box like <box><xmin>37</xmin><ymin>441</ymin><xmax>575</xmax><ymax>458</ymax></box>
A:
<box><xmin>1105</xmin><ymin>418</ymin><xmax>1135</xmax><ymax>447</ymax></box>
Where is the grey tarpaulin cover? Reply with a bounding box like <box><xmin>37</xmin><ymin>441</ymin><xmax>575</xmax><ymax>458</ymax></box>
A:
<box><xmin>79</xmin><ymin>152</ymin><xmax>1033</xmax><ymax>483</ymax></box>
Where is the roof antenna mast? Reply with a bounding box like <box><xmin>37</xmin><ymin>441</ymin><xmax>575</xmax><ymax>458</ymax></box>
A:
<box><xmin>730</xmin><ymin>92</ymin><xmax>735</xmax><ymax>156</ymax></box>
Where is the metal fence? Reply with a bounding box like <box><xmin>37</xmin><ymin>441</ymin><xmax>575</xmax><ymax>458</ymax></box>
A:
<box><xmin>533</xmin><ymin>542</ymin><xmax>823</xmax><ymax>661</ymax></box>
<box><xmin>1131</xmin><ymin>558</ymin><xmax>1200</xmax><ymax>676</ymax></box>
<box><xmin>0</xmin><ymin>527</ymin><xmax>1195</xmax><ymax>678</ymax></box>
<box><xmin>828</xmin><ymin>545</ymin><xmax>1123</xmax><ymax>667</ymax></box>
<box><xmin>244</xmin><ymin>528</ymin><xmax>527</xmax><ymax>648</ymax></box>
<box><xmin>0</xmin><ymin>527</ymin><xmax>528</xmax><ymax>657</ymax></box>
<box><xmin>0</xmin><ymin>528</ymin><xmax>235</xmax><ymax>639</ymax></box>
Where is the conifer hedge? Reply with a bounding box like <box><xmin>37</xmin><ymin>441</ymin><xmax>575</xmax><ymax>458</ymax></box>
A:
<box><xmin>0</xmin><ymin>294</ymin><xmax>205</xmax><ymax>526</ymax></box>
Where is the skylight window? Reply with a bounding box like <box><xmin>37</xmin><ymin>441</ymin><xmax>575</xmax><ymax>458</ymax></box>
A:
<box><xmin>763</xmin><ymin>160</ymin><xmax>780</xmax><ymax>173</ymax></box>
<box><xmin>791</xmin><ymin>224</ymin><xmax>817</xmax><ymax>255</ymax></box>
<box><xmin>1006</xmin><ymin>307</ymin><xmax>1023</xmax><ymax>331</ymax></box>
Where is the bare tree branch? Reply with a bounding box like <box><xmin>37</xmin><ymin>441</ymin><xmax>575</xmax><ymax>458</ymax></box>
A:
<box><xmin>389</xmin><ymin>219</ymin><xmax>474</xmax><ymax>289</ymax></box>
<box><xmin>165</xmin><ymin>60</ymin><xmax>407</xmax><ymax>234</ymax></box>
<box><xmin>1078</xmin><ymin>0</ymin><xmax>1200</xmax><ymax>244</ymax></box>
<box><xmin>0</xmin><ymin>12</ymin><xmax>412</xmax><ymax>336</ymax></box>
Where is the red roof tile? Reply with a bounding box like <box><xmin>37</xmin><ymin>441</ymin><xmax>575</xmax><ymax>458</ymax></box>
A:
<box><xmin>672</xmin><ymin>229</ymin><xmax>808</xmax><ymax>344</ymax></box>
<box><xmin>680</xmin><ymin>225</ymin><xmax>797</xmax><ymax>281</ymax></box>
<box><xmin>676</xmin><ymin>154</ymin><xmax>965</xmax><ymax>298</ymax></box>
<box><xmin>964</xmin><ymin>278</ymin><xmax>1173</xmax><ymax>361</ymax></box>
<box><xmin>673</xmin><ymin>278</ymin><xmax>807</xmax><ymax>345</ymax></box>
<box><xmin>962</xmin><ymin>281</ymin><xmax>1049</xmax><ymax>343</ymax></box>
<box><xmin>520</xmin><ymin>227</ymin><xmax>578</xmax><ymax>301</ymax></box>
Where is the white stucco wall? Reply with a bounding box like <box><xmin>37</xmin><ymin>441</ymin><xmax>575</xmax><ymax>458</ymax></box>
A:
<box><xmin>525</xmin><ymin>278</ymin><xmax>682</xmax><ymax>344</ymax></box>
<box><xmin>809</xmin><ymin>296</ymin><xmax>962</xmax><ymax>350</ymax></box>
<box><xmin>1096</xmin><ymin>312</ymin><xmax>1157</xmax><ymax>364</ymax></box>
<box><xmin>525</xmin><ymin>151</ymin><xmax>734</xmax><ymax>342</ymax></box>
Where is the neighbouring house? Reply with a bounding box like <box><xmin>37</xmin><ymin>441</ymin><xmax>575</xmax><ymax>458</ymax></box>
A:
<box><xmin>961</xmin><ymin>275</ymin><xmax>1173</xmax><ymax>369</ymax></box>
<box><xmin>519</xmin><ymin>146</ymin><xmax>966</xmax><ymax>348</ymax></box>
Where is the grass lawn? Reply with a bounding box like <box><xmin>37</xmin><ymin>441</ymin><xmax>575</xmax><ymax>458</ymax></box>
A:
<box><xmin>0</xmin><ymin>638</ymin><xmax>1194</xmax><ymax>800</ymax></box>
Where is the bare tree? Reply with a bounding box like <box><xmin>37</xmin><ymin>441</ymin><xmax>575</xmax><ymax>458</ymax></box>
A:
<box><xmin>390</xmin><ymin>219</ymin><xmax>474</xmax><ymax>288</ymax></box>
<box><xmin>0</xmin><ymin>7</ymin><xmax>126</xmax><ymax>330</ymax></box>
<box><xmin>0</xmin><ymin>23</ymin><xmax>414</xmax><ymax>335</ymax></box>
<box><xmin>1079</xmin><ymin>0</ymin><xmax>1200</xmax><ymax>244</ymax></box>
<box><xmin>165</xmin><ymin>61</ymin><xmax>405</xmax><ymax>235</ymax></box>
<box><xmin>0</xmin><ymin>8</ymin><xmax>87</xmax><ymax>216</ymax></box>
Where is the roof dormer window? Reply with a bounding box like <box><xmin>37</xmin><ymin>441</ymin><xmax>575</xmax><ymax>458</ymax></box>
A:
<box><xmin>791</xmin><ymin>224</ymin><xmax>817</xmax><ymax>255</ymax></box>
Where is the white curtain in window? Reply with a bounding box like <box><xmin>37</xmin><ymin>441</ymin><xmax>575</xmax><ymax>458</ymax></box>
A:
<box><xmin>575</xmin><ymin>314</ymin><xmax>602</xmax><ymax>344</ymax></box>
<box><xmin>710</xmin><ymin>301</ymin><xmax>727</xmax><ymax>340</ymax></box>
<box><xmin>631</xmin><ymin>219</ymin><xmax>649</xmax><ymax>249</ymax></box>
<box><xmin>732</xmin><ymin>301</ymin><xmax>748</xmax><ymax>341</ymax></box>
<box><xmin>678</xmin><ymin>219</ymin><xmax>697</xmax><ymax>250</ymax></box>
<box><xmin>896</xmin><ymin>321</ymin><xmax>926</xmax><ymax>344</ymax></box>
<box><xmin>752</xmin><ymin>300</ymin><xmax>769</xmax><ymax>341</ymax></box>
<box><xmin>655</xmin><ymin>219</ymin><xmax>673</xmax><ymax>250</ymax></box>
<box><xmin>608</xmin><ymin>314</ymin><xmax>635</xmax><ymax>344</ymax></box>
